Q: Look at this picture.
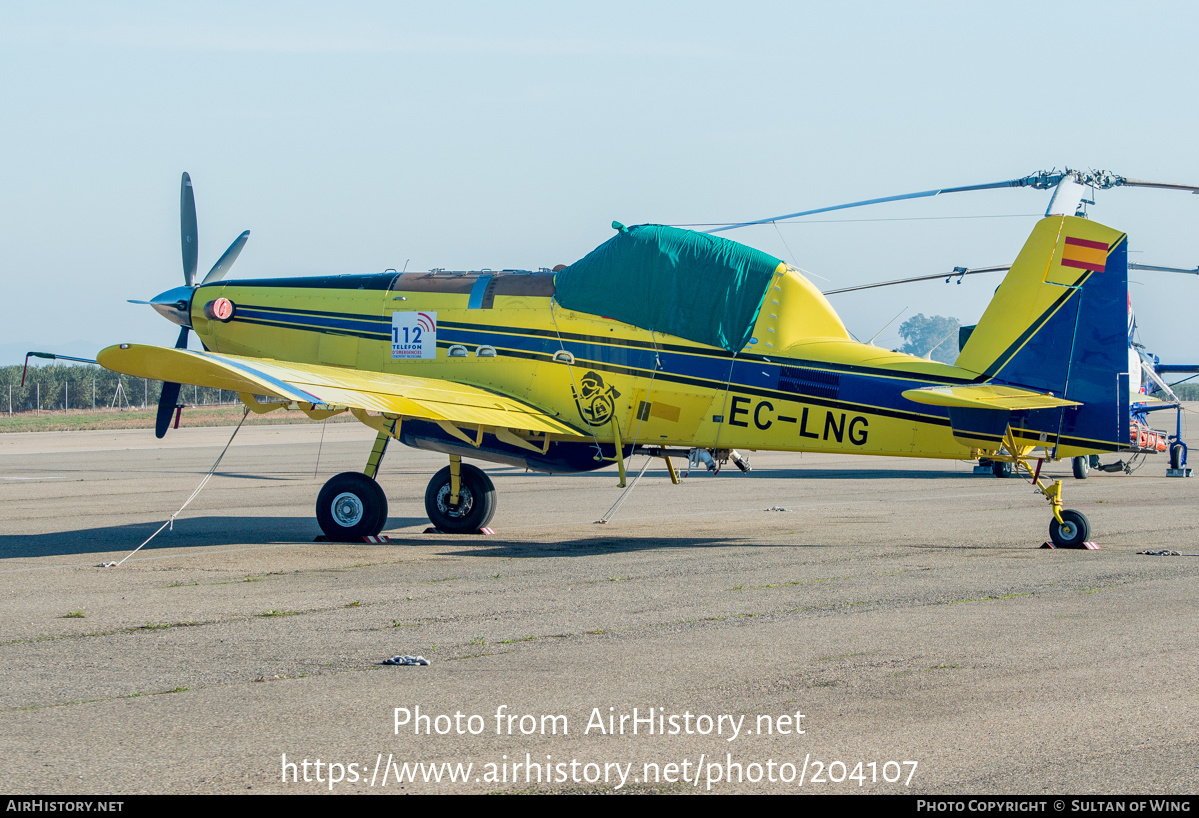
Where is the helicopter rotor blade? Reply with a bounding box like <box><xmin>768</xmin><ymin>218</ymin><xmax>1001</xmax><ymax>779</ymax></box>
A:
<box><xmin>824</xmin><ymin>258</ymin><xmax>1199</xmax><ymax>297</ymax></box>
<box><xmin>181</xmin><ymin>172</ymin><xmax>199</xmax><ymax>287</ymax></box>
<box><xmin>706</xmin><ymin>168</ymin><xmax>1199</xmax><ymax>236</ymax></box>
<box><xmin>704</xmin><ymin>172</ymin><xmax>1067</xmax><ymax>235</ymax></box>
<box><xmin>1129</xmin><ymin>263</ymin><xmax>1199</xmax><ymax>275</ymax></box>
<box><xmin>822</xmin><ymin>265</ymin><xmax>1011</xmax><ymax>295</ymax></box>
<box><xmin>1114</xmin><ymin>178</ymin><xmax>1199</xmax><ymax>193</ymax></box>
<box><xmin>200</xmin><ymin>230</ymin><xmax>250</xmax><ymax>286</ymax></box>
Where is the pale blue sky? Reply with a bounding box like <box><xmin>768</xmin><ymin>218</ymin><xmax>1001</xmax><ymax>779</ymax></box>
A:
<box><xmin>3</xmin><ymin>1</ymin><xmax>1198</xmax><ymax>362</ymax></box>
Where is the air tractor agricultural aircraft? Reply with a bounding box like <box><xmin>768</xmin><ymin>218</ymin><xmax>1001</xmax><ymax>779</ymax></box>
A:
<box><xmin>98</xmin><ymin>171</ymin><xmax>1170</xmax><ymax>547</ymax></box>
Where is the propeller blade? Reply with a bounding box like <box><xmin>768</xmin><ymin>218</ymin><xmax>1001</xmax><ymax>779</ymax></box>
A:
<box><xmin>155</xmin><ymin>382</ymin><xmax>182</xmax><ymax>439</ymax></box>
<box><xmin>155</xmin><ymin>327</ymin><xmax>190</xmax><ymax>439</ymax></box>
<box><xmin>200</xmin><ymin>230</ymin><xmax>250</xmax><ymax>285</ymax></box>
<box><xmin>181</xmin><ymin>172</ymin><xmax>198</xmax><ymax>286</ymax></box>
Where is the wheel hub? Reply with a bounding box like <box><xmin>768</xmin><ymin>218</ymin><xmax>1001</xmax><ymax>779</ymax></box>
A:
<box><xmin>332</xmin><ymin>492</ymin><xmax>364</xmax><ymax>527</ymax></box>
<box><xmin>435</xmin><ymin>485</ymin><xmax>474</xmax><ymax>517</ymax></box>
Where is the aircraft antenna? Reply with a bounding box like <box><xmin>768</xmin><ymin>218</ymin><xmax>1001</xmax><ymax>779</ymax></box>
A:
<box><xmin>866</xmin><ymin>307</ymin><xmax>908</xmax><ymax>347</ymax></box>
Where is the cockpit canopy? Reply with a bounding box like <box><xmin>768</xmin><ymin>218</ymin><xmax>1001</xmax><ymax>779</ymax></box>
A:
<box><xmin>553</xmin><ymin>222</ymin><xmax>783</xmax><ymax>352</ymax></box>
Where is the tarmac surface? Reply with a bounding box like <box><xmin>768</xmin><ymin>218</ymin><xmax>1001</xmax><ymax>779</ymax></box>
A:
<box><xmin>2</xmin><ymin>420</ymin><xmax>1197</xmax><ymax>794</ymax></box>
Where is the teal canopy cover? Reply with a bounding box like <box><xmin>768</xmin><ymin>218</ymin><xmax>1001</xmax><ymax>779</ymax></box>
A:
<box><xmin>554</xmin><ymin>223</ymin><xmax>782</xmax><ymax>352</ymax></box>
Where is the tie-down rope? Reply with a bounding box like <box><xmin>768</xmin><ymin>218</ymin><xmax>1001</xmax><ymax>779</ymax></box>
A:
<box><xmin>103</xmin><ymin>408</ymin><xmax>250</xmax><ymax>567</ymax></box>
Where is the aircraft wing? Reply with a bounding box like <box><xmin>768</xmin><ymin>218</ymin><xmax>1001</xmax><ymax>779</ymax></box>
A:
<box><xmin>96</xmin><ymin>344</ymin><xmax>585</xmax><ymax>437</ymax></box>
<box><xmin>901</xmin><ymin>384</ymin><xmax>1082</xmax><ymax>411</ymax></box>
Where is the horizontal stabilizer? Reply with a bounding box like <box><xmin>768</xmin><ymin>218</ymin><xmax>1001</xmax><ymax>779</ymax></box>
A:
<box><xmin>902</xmin><ymin>384</ymin><xmax>1081</xmax><ymax>411</ymax></box>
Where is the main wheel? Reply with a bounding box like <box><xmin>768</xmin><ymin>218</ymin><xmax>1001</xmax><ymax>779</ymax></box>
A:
<box><xmin>1072</xmin><ymin>456</ymin><xmax>1090</xmax><ymax>480</ymax></box>
<box><xmin>316</xmin><ymin>472</ymin><xmax>388</xmax><ymax>541</ymax></box>
<box><xmin>424</xmin><ymin>464</ymin><xmax>496</xmax><ymax>533</ymax></box>
<box><xmin>991</xmin><ymin>460</ymin><xmax>1013</xmax><ymax>478</ymax></box>
<box><xmin>1170</xmin><ymin>442</ymin><xmax>1185</xmax><ymax>470</ymax></box>
<box><xmin>1049</xmin><ymin>509</ymin><xmax>1091</xmax><ymax>547</ymax></box>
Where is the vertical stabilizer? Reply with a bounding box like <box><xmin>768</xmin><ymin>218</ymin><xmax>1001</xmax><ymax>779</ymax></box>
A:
<box><xmin>955</xmin><ymin>215</ymin><xmax>1128</xmax><ymax>450</ymax></box>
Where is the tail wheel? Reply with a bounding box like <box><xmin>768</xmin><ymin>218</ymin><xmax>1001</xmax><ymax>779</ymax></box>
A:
<box><xmin>1049</xmin><ymin>509</ymin><xmax>1091</xmax><ymax>547</ymax></box>
<box><xmin>1072</xmin><ymin>456</ymin><xmax>1090</xmax><ymax>480</ymax></box>
<box><xmin>316</xmin><ymin>472</ymin><xmax>388</xmax><ymax>541</ymax></box>
<box><xmin>425</xmin><ymin>464</ymin><xmax>497</xmax><ymax>533</ymax></box>
<box><xmin>991</xmin><ymin>460</ymin><xmax>1013</xmax><ymax>478</ymax></box>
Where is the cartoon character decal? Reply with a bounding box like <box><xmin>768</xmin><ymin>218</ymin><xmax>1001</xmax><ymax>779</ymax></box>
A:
<box><xmin>573</xmin><ymin>371</ymin><xmax>620</xmax><ymax>427</ymax></box>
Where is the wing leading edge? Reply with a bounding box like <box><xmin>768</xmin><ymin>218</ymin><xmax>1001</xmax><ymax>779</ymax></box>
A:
<box><xmin>97</xmin><ymin>344</ymin><xmax>585</xmax><ymax>438</ymax></box>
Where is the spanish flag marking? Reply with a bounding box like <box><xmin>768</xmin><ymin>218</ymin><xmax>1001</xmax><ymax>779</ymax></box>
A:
<box><xmin>1061</xmin><ymin>236</ymin><xmax>1108</xmax><ymax>272</ymax></box>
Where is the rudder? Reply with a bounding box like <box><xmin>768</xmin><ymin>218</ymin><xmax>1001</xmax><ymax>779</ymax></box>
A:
<box><xmin>954</xmin><ymin>215</ymin><xmax>1128</xmax><ymax>452</ymax></box>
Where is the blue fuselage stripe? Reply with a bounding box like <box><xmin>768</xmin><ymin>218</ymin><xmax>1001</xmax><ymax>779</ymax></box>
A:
<box><xmin>216</xmin><ymin>302</ymin><xmax>1132</xmax><ymax>448</ymax></box>
<box><xmin>227</xmin><ymin>304</ymin><xmax>957</xmax><ymax>421</ymax></box>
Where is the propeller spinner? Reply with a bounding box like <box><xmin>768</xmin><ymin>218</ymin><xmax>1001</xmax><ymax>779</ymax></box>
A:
<box><xmin>131</xmin><ymin>172</ymin><xmax>251</xmax><ymax>438</ymax></box>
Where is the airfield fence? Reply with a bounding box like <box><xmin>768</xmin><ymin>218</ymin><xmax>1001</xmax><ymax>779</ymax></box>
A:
<box><xmin>0</xmin><ymin>363</ymin><xmax>238</xmax><ymax>416</ymax></box>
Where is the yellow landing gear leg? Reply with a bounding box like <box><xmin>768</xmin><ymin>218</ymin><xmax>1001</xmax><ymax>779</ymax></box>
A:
<box><xmin>364</xmin><ymin>431</ymin><xmax>389</xmax><ymax>479</ymax></box>
<box><xmin>997</xmin><ymin>428</ymin><xmax>1092</xmax><ymax>547</ymax></box>
<box><xmin>449</xmin><ymin>455</ymin><xmax>462</xmax><ymax>507</ymax></box>
<box><xmin>609</xmin><ymin>416</ymin><xmax>627</xmax><ymax>488</ymax></box>
<box><xmin>424</xmin><ymin>454</ymin><xmax>497</xmax><ymax>534</ymax></box>
<box><xmin>1042</xmin><ymin>480</ymin><xmax>1064</xmax><ymax>525</ymax></box>
<box><xmin>663</xmin><ymin>455</ymin><xmax>679</xmax><ymax>485</ymax></box>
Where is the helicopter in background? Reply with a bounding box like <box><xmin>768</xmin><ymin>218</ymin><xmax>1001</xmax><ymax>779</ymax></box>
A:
<box><xmin>712</xmin><ymin>168</ymin><xmax>1198</xmax><ymax>482</ymax></box>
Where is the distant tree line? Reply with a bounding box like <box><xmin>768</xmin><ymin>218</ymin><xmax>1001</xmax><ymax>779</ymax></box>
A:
<box><xmin>897</xmin><ymin>314</ymin><xmax>961</xmax><ymax>364</ymax></box>
<box><xmin>1171</xmin><ymin>382</ymin><xmax>1199</xmax><ymax>401</ymax></box>
<box><xmin>0</xmin><ymin>364</ymin><xmax>236</xmax><ymax>414</ymax></box>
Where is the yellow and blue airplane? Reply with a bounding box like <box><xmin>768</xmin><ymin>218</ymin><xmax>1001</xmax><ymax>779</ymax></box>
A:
<box><xmin>99</xmin><ymin>173</ymin><xmax>1136</xmax><ymax>546</ymax></box>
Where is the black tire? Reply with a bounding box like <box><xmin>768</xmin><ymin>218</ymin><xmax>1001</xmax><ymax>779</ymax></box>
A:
<box><xmin>316</xmin><ymin>472</ymin><xmax>387</xmax><ymax>541</ymax></box>
<box><xmin>370</xmin><ymin>480</ymin><xmax>389</xmax><ymax>532</ymax></box>
<box><xmin>1049</xmin><ymin>509</ymin><xmax>1091</xmax><ymax>547</ymax></box>
<box><xmin>991</xmin><ymin>460</ymin><xmax>1013</xmax><ymax>478</ymax></box>
<box><xmin>1072</xmin><ymin>456</ymin><xmax>1090</xmax><ymax>480</ymax></box>
<box><xmin>1170</xmin><ymin>442</ymin><xmax>1185</xmax><ymax>471</ymax></box>
<box><xmin>425</xmin><ymin>464</ymin><xmax>496</xmax><ymax>533</ymax></box>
